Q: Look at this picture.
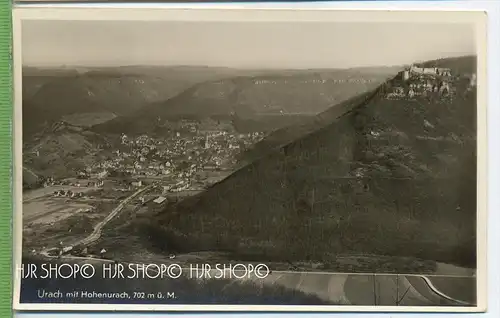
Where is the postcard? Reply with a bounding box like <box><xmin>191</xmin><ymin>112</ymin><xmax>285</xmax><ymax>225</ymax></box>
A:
<box><xmin>12</xmin><ymin>6</ymin><xmax>488</xmax><ymax>312</ymax></box>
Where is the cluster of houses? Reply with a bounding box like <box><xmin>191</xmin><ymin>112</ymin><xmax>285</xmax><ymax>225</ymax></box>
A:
<box><xmin>77</xmin><ymin>123</ymin><xmax>265</xmax><ymax>201</ymax></box>
<box><xmin>87</xmin><ymin>180</ymin><xmax>104</xmax><ymax>188</ymax></box>
<box><xmin>137</xmin><ymin>195</ymin><xmax>167</xmax><ymax>205</ymax></box>
<box><xmin>162</xmin><ymin>180</ymin><xmax>191</xmax><ymax>193</ymax></box>
<box><xmin>42</xmin><ymin>177</ymin><xmax>59</xmax><ymax>188</ymax></box>
<box><xmin>77</xmin><ymin>207</ymin><xmax>95</xmax><ymax>213</ymax></box>
<box><xmin>53</xmin><ymin>190</ymin><xmax>84</xmax><ymax>198</ymax></box>
<box><xmin>58</xmin><ymin>176</ymin><xmax>104</xmax><ymax>188</ymax></box>
<box><xmin>99</xmin><ymin>130</ymin><xmax>258</xmax><ymax>189</ymax></box>
<box><xmin>77</xmin><ymin>169</ymin><xmax>108</xmax><ymax>180</ymax></box>
<box><xmin>116</xmin><ymin>132</ymin><xmax>236</xmax><ymax>178</ymax></box>
<box><xmin>43</xmin><ymin>177</ymin><xmax>103</xmax><ymax>189</ymax></box>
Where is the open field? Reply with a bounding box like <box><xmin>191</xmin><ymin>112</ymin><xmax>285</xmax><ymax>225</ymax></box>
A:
<box><xmin>22</xmin><ymin>184</ymin><xmax>122</xmax><ymax>251</ymax></box>
<box><xmin>23</xmin><ymin>185</ymin><xmax>94</xmax><ymax>202</ymax></box>
<box><xmin>22</xmin><ymin>183</ymin><xmax>159</xmax><ymax>259</ymax></box>
<box><xmin>23</xmin><ymin>198</ymin><xmax>94</xmax><ymax>225</ymax></box>
<box><xmin>23</xmin><ymin>185</ymin><xmax>98</xmax><ymax>226</ymax></box>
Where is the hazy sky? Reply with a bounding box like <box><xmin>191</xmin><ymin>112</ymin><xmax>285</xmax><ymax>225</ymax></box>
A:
<box><xmin>22</xmin><ymin>20</ymin><xmax>477</xmax><ymax>69</ymax></box>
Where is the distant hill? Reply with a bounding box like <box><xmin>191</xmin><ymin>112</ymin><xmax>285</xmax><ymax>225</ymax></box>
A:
<box><xmin>23</xmin><ymin>73</ymin><xmax>195</xmax><ymax>136</ymax></box>
<box><xmin>150</xmin><ymin>56</ymin><xmax>477</xmax><ymax>270</ymax></box>
<box><xmin>23</xmin><ymin>76</ymin><xmax>61</xmax><ymax>100</ymax></box>
<box><xmin>23</xmin><ymin>66</ymin><xmax>83</xmax><ymax>77</ymax></box>
<box><xmin>22</xmin><ymin>122</ymin><xmax>110</xmax><ymax>179</ymax></box>
<box><xmin>22</xmin><ymin>65</ymin><xmax>268</xmax><ymax>139</ymax></box>
<box><xmin>238</xmin><ymin>56</ymin><xmax>477</xmax><ymax>164</ymax></box>
<box><xmin>238</xmin><ymin>87</ymin><xmax>382</xmax><ymax>163</ymax></box>
<box><xmin>23</xmin><ymin>67</ymin><xmax>84</xmax><ymax>100</ymax></box>
<box><xmin>92</xmin><ymin>67</ymin><xmax>399</xmax><ymax>135</ymax></box>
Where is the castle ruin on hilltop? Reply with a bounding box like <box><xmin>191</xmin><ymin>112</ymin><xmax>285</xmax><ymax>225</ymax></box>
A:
<box><xmin>402</xmin><ymin>65</ymin><xmax>452</xmax><ymax>80</ymax></box>
<box><xmin>386</xmin><ymin>64</ymin><xmax>456</xmax><ymax>100</ymax></box>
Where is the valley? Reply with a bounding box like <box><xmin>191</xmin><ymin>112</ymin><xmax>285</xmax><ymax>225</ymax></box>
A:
<box><xmin>21</xmin><ymin>57</ymin><xmax>478</xmax><ymax>306</ymax></box>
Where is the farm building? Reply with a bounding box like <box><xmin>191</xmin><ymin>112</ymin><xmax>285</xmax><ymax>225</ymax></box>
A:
<box><xmin>153</xmin><ymin>196</ymin><xmax>167</xmax><ymax>204</ymax></box>
<box><xmin>131</xmin><ymin>180</ymin><xmax>142</xmax><ymax>187</ymax></box>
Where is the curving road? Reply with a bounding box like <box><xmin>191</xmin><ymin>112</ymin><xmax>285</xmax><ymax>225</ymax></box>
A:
<box><xmin>40</xmin><ymin>183</ymin><xmax>156</xmax><ymax>256</ymax></box>
<box><xmin>35</xmin><ymin>248</ymin><xmax>475</xmax><ymax>307</ymax></box>
<box><xmin>33</xmin><ymin>181</ymin><xmax>475</xmax><ymax>307</ymax></box>
<box><xmin>77</xmin><ymin>184</ymin><xmax>155</xmax><ymax>247</ymax></box>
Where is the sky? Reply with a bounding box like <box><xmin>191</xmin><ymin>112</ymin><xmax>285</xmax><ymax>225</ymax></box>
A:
<box><xmin>21</xmin><ymin>20</ymin><xmax>477</xmax><ymax>69</ymax></box>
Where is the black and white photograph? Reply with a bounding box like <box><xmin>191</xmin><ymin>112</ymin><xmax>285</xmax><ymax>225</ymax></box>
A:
<box><xmin>13</xmin><ymin>8</ymin><xmax>487</xmax><ymax>312</ymax></box>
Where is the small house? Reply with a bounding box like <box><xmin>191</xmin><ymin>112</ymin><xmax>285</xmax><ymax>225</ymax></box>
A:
<box><xmin>436</xmin><ymin>68</ymin><xmax>452</xmax><ymax>77</ymax></box>
<box><xmin>131</xmin><ymin>180</ymin><xmax>142</xmax><ymax>187</ymax></box>
<box><xmin>153</xmin><ymin>196</ymin><xmax>167</xmax><ymax>204</ymax></box>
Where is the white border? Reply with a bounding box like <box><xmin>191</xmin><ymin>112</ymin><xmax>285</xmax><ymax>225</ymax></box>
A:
<box><xmin>12</xmin><ymin>3</ymin><xmax>489</xmax><ymax>313</ymax></box>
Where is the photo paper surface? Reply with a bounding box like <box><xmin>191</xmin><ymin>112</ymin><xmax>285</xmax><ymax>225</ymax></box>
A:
<box><xmin>12</xmin><ymin>7</ymin><xmax>488</xmax><ymax>312</ymax></box>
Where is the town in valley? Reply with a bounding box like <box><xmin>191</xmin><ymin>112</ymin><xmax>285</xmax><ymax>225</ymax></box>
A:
<box><xmin>19</xmin><ymin>17</ymin><xmax>481</xmax><ymax>307</ymax></box>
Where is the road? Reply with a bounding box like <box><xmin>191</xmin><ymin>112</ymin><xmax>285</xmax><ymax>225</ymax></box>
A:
<box><xmin>194</xmin><ymin>268</ymin><xmax>475</xmax><ymax>306</ymax></box>
<box><xmin>33</xmin><ymin>247</ymin><xmax>475</xmax><ymax>307</ymax></box>
<box><xmin>23</xmin><ymin>166</ymin><xmax>39</xmax><ymax>180</ymax></box>
<box><xmin>78</xmin><ymin>184</ymin><xmax>156</xmax><ymax>246</ymax></box>
<box><xmin>40</xmin><ymin>183</ymin><xmax>157</xmax><ymax>255</ymax></box>
<box><xmin>32</xmin><ymin>182</ymin><xmax>474</xmax><ymax>307</ymax></box>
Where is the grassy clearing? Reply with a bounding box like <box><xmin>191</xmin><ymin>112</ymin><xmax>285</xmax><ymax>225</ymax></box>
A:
<box><xmin>23</xmin><ymin>201</ymin><xmax>115</xmax><ymax>250</ymax></box>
